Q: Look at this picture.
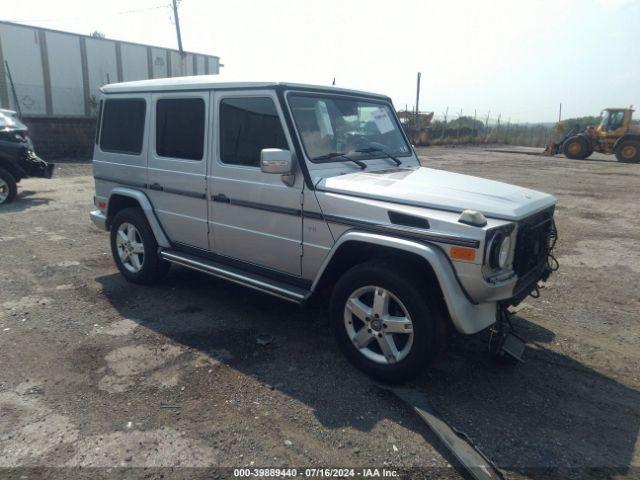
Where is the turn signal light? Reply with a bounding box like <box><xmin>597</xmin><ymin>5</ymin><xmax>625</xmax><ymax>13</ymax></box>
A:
<box><xmin>450</xmin><ymin>246</ymin><xmax>476</xmax><ymax>261</ymax></box>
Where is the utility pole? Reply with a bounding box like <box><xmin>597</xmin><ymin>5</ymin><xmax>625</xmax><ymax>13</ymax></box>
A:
<box><xmin>457</xmin><ymin>108</ymin><xmax>462</xmax><ymax>139</ymax></box>
<box><xmin>414</xmin><ymin>72</ymin><xmax>421</xmax><ymax>128</ymax></box>
<box><xmin>558</xmin><ymin>102</ymin><xmax>562</xmax><ymax>122</ymax></box>
<box><xmin>4</xmin><ymin>61</ymin><xmax>21</xmax><ymax>117</ymax></box>
<box><xmin>484</xmin><ymin>110</ymin><xmax>490</xmax><ymax>142</ymax></box>
<box><xmin>473</xmin><ymin>109</ymin><xmax>477</xmax><ymax>140</ymax></box>
<box><xmin>172</xmin><ymin>0</ymin><xmax>186</xmax><ymax>74</ymax></box>
<box><xmin>441</xmin><ymin>107</ymin><xmax>449</xmax><ymax>139</ymax></box>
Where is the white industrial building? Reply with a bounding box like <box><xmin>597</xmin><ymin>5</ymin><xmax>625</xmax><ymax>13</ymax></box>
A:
<box><xmin>0</xmin><ymin>20</ymin><xmax>221</xmax><ymax>117</ymax></box>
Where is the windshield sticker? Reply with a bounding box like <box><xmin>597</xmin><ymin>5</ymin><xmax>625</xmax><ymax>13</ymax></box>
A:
<box><xmin>315</xmin><ymin>101</ymin><xmax>334</xmax><ymax>138</ymax></box>
<box><xmin>372</xmin><ymin>108</ymin><xmax>395</xmax><ymax>134</ymax></box>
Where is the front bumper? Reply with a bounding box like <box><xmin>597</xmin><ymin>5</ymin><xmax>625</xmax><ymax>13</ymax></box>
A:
<box><xmin>90</xmin><ymin>210</ymin><xmax>107</xmax><ymax>230</ymax></box>
<box><xmin>21</xmin><ymin>151</ymin><xmax>54</xmax><ymax>178</ymax></box>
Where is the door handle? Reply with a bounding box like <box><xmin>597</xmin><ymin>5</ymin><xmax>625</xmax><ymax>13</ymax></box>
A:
<box><xmin>149</xmin><ymin>182</ymin><xmax>163</xmax><ymax>191</ymax></box>
<box><xmin>211</xmin><ymin>193</ymin><xmax>230</xmax><ymax>203</ymax></box>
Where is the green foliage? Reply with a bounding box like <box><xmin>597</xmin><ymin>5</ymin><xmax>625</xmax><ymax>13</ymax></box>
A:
<box><xmin>553</xmin><ymin>115</ymin><xmax>601</xmax><ymax>133</ymax></box>
<box><xmin>426</xmin><ymin>121</ymin><xmax>552</xmax><ymax>148</ymax></box>
<box><xmin>429</xmin><ymin>116</ymin><xmax>484</xmax><ymax>139</ymax></box>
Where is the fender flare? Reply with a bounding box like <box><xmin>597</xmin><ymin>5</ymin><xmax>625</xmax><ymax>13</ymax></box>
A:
<box><xmin>311</xmin><ymin>231</ymin><xmax>497</xmax><ymax>335</ymax></box>
<box><xmin>107</xmin><ymin>187</ymin><xmax>171</xmax><ymax>248</ymax></box>
<box><xmin>613</xmin><ymin>134</ymin><xmax>640</xmax><ymax>151</ymax></box>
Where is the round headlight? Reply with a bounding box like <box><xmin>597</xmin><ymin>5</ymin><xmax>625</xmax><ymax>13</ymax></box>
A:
<box><xmin>498</xmin><ymin>235</ymin><xmax>511</xmax><ymax>269</ymax></box>
<box><xmin>489</xmin><ymin>232</ymin><xmax>512</xmax><ymax>269</ymax></box>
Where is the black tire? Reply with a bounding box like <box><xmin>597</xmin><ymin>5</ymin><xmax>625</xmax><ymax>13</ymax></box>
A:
<box><xmin>614</xmin><ymin>140</ymin><xmax>640</xmax><ymax>163</ymax></box>
<box><xmin>110</xmin><ymin>207</ymin><xmax>170</xmax><ymax>284</ymax></box>
<box><xmin>563</xmin><ymin>136</ymin><xmax>591</xmax><ymax>159</ymax></box>
<box><xmin>330</xmin><ymin>260</ymin><xmax>445</xmax><ymax>383</ymax></box>
<box><xmin>0</xmin><ymin>168</ymin><xmax>18</xmax><ymax>205</ymax></box>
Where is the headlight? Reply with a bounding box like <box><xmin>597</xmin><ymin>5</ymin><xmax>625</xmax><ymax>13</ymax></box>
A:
<box><xmin>489</xmin><ymin>232</ymin><xmax>512</xmax><ymax>269</ymax></box>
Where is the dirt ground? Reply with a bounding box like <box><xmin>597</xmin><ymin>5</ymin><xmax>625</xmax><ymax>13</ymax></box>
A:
<box><xmin>0</xmin><ymin>146</ymin><xmax>638</xmax><ymax>479</ymax></box>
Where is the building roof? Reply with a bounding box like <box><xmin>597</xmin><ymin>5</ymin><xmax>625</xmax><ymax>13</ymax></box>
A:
<box><xmin>101</xmin><ymin>75</ymin><xmax>389</xmax><ymax>99</ymax></box>
<box><xmin>0</xmin><ymin>20</ymin><xmax>219</xmax><ymax>60</ymax></box>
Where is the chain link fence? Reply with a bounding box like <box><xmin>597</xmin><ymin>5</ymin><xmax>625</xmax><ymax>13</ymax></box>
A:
<box><xmin>399</xmin><ymin>109</ymin><xmax>554</xmax><ymax>148</ymax></box>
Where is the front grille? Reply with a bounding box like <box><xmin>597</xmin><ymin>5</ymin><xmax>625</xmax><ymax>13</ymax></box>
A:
<box><xmin>512</xmin><ymin>207</ymin><xmax>555</xmax><ymax>303</ymax></box>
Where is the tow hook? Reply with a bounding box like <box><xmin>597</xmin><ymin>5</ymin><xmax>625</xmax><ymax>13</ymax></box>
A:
<box><xmin>489</xmin><ymin>305</ymin><xmax>526</xmax><ymax>363</ymax></box>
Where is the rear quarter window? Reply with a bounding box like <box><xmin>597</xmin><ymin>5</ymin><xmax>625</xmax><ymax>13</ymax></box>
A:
<box><xmin>155</xmin><ymin>98</ymin><xmax>205</xmax><ymax>160</ymax></box>
<box><xmin>100</xmin><ymin>98</ymin><xmax>146</xmax><ymax>154</ymax></box>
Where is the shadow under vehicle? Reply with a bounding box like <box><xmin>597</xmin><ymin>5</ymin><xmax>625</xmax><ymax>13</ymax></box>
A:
<box><xmin>95</xmin><ymin>268</ymin><xmax>640</xmax><ymax>480</ymax></box>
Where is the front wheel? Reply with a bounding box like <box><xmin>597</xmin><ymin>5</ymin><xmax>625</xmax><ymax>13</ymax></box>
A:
<box><xmin>563</xmin><ymin>136</ymin><xmax>591</xmax><ymax>159</ymax></box>
<box><xmin>110</xmin><ymin>207</ymin><xmax>170</xmax><ymax>284</ymax></box>
<box><xmin>0</xmin><ymin>168</ymin><xmax>17</xmax><ymax>205</ymax></box>
<box><xmin>330</xmin><ymin>260</ymin><xmax>445</xmax><ymax>383</ymax></box>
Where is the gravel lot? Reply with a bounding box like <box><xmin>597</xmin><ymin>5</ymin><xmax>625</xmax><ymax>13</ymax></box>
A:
<box><xmin>0</xmin><ymin>146</ymin><xmax>638</xmax><ymax>479</ymax></box>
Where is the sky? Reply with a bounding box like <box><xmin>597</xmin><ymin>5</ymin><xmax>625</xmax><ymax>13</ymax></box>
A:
<box><xmin>5</xmin><ymin>0</ymin><xmax>640</xmax><ymax>123</ymax></box>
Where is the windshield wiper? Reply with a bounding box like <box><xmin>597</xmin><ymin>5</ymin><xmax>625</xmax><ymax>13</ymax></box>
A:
<box><xmin>355</xmin><ymin>147</ymin><xmax>402</xmax><ymax>166</ymax></box>
<box><xmin>312</xmin><ymin>152</ymin><xmax>367</xmax><ymax>170</ymax></box>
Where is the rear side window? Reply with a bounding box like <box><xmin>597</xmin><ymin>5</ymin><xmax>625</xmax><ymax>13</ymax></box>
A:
<box><xmin>100</xmin><ymin>98</ymin><xmax>146</xmax><ymax>154</ymax></box>
<box><xmin>156</xmin><ymin>98</ymin><xmax>205</xmax><ymax>160</ymax></box>
<box><xmin>220</xmin><ymin>97</ymin><xmax>288</xmax><ymax>167</ymax></box>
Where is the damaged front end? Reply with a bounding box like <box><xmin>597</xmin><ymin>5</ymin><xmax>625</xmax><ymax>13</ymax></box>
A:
<box><xmin>490</xmin><ymin>213</ymin><xmax>559</xmax><ymax>362</ymax></box>
<box><xmin>20</xmin><ymin>148</ymin><xmax>55</xmax><ymax>179</ymax></box>
<box><xmin>0</xmin><ymin>129</ymin><xmax>55</xmax><ymax>180</ymax></box>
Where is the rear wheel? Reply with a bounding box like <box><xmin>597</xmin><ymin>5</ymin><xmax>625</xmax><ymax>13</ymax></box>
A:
<box><xmin>615</xmin><ymin>140</ymin><xmax>640</xmax><ymax>163</ymax></box>
<box><xmin>110</xmin><ymin>207</ymin><xmax>170</xmax><ymax>284</ymax></box>
<box><xmin>563</xmin><ymin>136</ymin><xmax>591</xmax><ymax>159</ymax></box>
<box><xmin>0</xmin><ymin>168</ymin><xmax>17</xmax><ymax>205</ymax></box>
<box><xmin>330</xmin><ymin>260</ymin><xmax>445</xmax><ymax>383</ymax></box>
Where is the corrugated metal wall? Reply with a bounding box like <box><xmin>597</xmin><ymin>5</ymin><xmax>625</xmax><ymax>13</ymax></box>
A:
<box><xmin>0</xmin><ymin>21</ymin><xmax>220</xmax><ymax>117</ymax></box>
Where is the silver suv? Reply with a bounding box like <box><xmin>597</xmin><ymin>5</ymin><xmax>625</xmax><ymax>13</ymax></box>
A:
<box><xmin>90</xmin><ymin>78</ymin><xmax>557</xmax><ymax>381</ymax></box>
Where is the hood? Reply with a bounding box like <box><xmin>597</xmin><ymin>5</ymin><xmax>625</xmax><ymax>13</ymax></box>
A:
<box><xmin>317</xmin><ymin>167</ymin><xmax>557</xmax><ymax>221</ymax></box>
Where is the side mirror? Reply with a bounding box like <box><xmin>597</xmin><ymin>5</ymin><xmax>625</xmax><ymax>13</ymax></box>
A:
<box><xmin>260</xmin><ymin>148</ymin><xmax>292</xmax><ymax>174</ymax></box>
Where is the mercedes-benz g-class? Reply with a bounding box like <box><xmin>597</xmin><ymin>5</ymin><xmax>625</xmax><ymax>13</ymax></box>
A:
<box><xmin>90</xmin><ymin>77</ymin><xmax>557</xmax><ymax>381</ymax></box>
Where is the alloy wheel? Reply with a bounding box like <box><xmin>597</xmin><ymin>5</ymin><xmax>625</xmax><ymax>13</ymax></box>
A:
<box><xmin>343</xmin><ymin>285</ymin><xmax>414</xmax><ymax>365</ymax></box>
<box><xmin>115</xmin><ymin>222</ymin><xmax>145</xmax><ymax>273</ymax></box>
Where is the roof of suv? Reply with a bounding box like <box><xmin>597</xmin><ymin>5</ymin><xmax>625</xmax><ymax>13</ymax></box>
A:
<box><xmin>101</xmin><ymin>75</ymin><xmax>389</xmax><ymax>99</ymax></box>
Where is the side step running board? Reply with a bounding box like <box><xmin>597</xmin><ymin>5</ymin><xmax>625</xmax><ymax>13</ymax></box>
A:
<box><xmin>159</xmin><ymin>249</ymin><xmax>310</xmax><ymax>304</ymax></box>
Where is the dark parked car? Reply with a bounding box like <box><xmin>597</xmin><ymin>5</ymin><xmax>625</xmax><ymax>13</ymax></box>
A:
<box><xmin>0</xmin><ymin>109</ymin><xmax>54</xmax><ymax>205</ymax></box>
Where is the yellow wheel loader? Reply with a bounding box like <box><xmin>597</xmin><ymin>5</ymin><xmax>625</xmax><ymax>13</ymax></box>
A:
<box><xmin>544</xmin><ymin>108</ymin><xmax>640</xmax><ymax>162</ymax></box>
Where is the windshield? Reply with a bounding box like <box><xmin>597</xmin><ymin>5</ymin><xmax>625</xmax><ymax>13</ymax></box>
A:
<box><xmin>599</xmin><ymin>110</ymin><xmax>624</xmax><ymax>131</ymax></box>
<box><xmin>287</xmin><ymin>93</ymin><xmax>411</xmax><ymax>162</ymax></box>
